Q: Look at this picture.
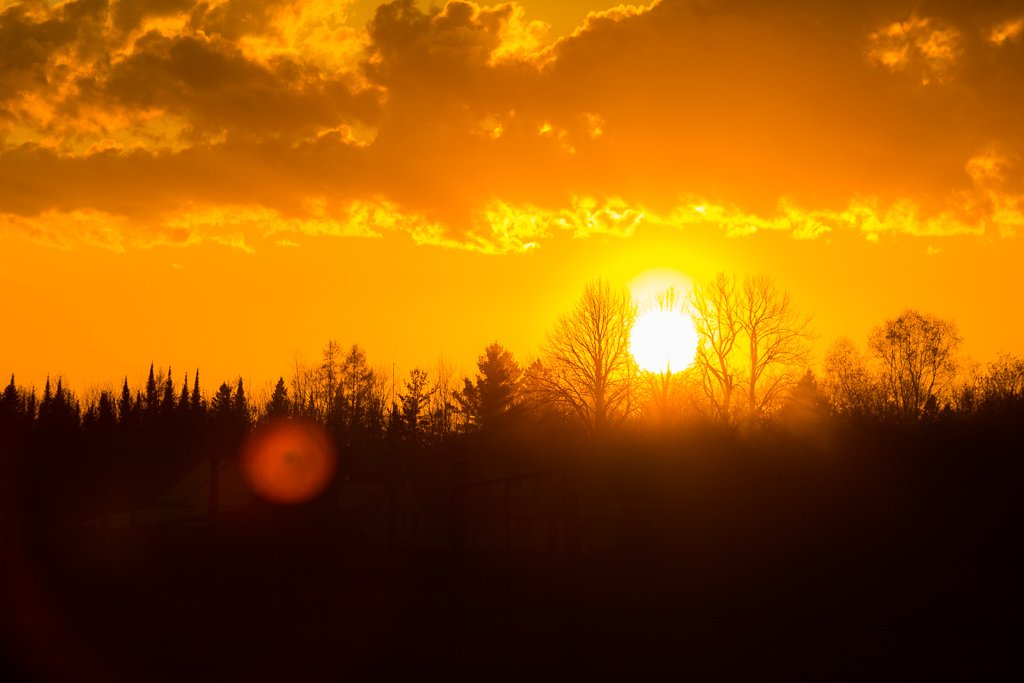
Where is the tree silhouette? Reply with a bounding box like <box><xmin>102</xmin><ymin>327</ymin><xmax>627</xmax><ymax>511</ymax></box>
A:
<box><xmin>869</xmin><ymin>310</ymin><xmax>960</xmax><ymax>420</ymax></box>
<box><xmin>118</xmin><ymin>377</ymin><xmax>133</xmax><ymax>424</ymax></box>
<box><xmin>689</xmin><ymin>273</ymin><xmax>742</xmax><ymax>424</ymax></box>
<box><xmin>211</xmin><ymin>382</ymin><xmax>233</xmax><ymax>419</ymax></box>
<box><xmin>1</xmin><ymin>374</ymin><xmax>19</xmax><ymax>419</ymax></box>
<box><xmin>334</xmin><ymin>345</ymin><xmax>383</xmax><ymax>437</ymax></box>
<box><xmin>320</xmin><ymin>340</ymin><xmax>343</xmax><ymax>420</ymax></box>
<box><xmin>265</xmin><ymin>377</ymin><xmax>290</xmax><ymax>419</ymax></box>
<box><xmin>40</xmin><ymin>376</ymin><xmax>52</xmax><ymax>416</ymax></box>
<box><xmin>162</xmin><ymin>367</ymin><xmax>176</xmax><ymax>416</ymax></box>
<box><xmin>738</xmin><ymin>275</ymin><xmax>812</xmax><ymax>421</ymax></box>
<box><xmin>179</xmin><ymin>372</ymin><xmax>191</xmax><ymax>415</ymax></box>
<box><xmin>823</xmin><ymin>338</ymin><xmax>881</xmax><ymax>418</ymax></box>
<box><xmin>529</xmin><ymin>279</ymin><xmax>638</xmax><ymax>436</ymax></box>
<box><xmin>457</xmin><ymin>343</ymin><xmax>522</xmax><ymax>432</ymax></box>
<box><xmin>400</xmin><ymin>368</ymin><xmax>432</xmax><ymax>436</ymax></box>
<box><xmin>144</xmin><ymin>363</ymin><xmax>159</xmax><ymax>420</ymax></box>
<box><xmin>191</xmin><ymin>370</ymin><xmax>204</xmax><ymax>414</ymax></box>
<box><xmin>38</xmin><ymin>377</ymin><xmax>80</xmax><ymax>434</ymax></box>
<box><xmin>233</xmin><ymin>378</ymin><xmax>250</xmax><ymax>427</ymax></box>
<box><xmin>980</xmin><ymin>353</ymin><xmax>1024</xmax><ymax>410</ymax></box>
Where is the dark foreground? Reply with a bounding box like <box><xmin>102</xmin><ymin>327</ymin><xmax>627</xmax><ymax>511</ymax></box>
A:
<box><xmin>2</xmin><ymin>424</ymin><xmax>1022</xmax><ymax>681</ymax></box>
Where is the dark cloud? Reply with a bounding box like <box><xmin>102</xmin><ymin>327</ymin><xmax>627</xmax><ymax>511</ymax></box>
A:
<box><xmin>187</xmin><ymin>0</ymin><xmax>293</xmax><ymax>40</ymax></box>
<box><xmin>93</xmin><ymin>31</ymin><xmax>377</xmax><ymax>140</ymax></box>
<box><xmin>0</xmin><ymin>0</ymin><xmax>106</xmax><ymax>102</ymax></box>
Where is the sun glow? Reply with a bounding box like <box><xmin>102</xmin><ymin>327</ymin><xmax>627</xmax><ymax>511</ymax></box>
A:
<box><xmin>630</xmin><ymin>308</ymin><xmax>699</xmax><ymax>373</ymax></box>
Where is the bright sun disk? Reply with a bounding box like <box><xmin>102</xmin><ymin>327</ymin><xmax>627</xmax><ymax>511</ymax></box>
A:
<box><xmin>630</xmin><ymin>308</ymin><xmax>699</xmax><ymax>373</ymax></box>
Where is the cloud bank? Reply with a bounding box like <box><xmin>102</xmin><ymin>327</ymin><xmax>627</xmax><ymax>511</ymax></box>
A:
<box><xmin>2</xmin><ymin>0</ymin><xmax>1023</xmax><ymax>252</ymax></box>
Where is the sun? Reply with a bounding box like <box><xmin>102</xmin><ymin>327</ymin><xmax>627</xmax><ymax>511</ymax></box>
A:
<box><xmin>628</xmin><ymin>269</ymin><xmax>700</xmax><ymax>373</ymax></box>
<box><xmin>630</xmin><ymin>307</ymin><xmax>699</xmax><ymax>373</ymax></box>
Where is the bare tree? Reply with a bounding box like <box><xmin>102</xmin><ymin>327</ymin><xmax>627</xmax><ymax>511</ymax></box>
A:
<box><xmin>689</xmin><ymin>273</ymin><xmax>811</xmax><ymax>424</ymax></box>
<box><xmin>529</xmin><ymin>279</ymin><xmax>638</xmax><ymax>436</ymax></box>
<box><xmin>320</xmin><ymin>340</ymin><xmax>343</xmax><ymax>418</ymax></box>
<box><xmin>290</xmin><ymin>355</ymin><xmax>318</xmax><ymax>419</ymax></box>
<box><xmin>425</xmin><ymin>356</ymin><xmax>458</xmax><ymax>441</ymax></box>
<box><xmin>981</xmin><ymin>353</ymin><xmax>1024</xmax><ymax>406</ymax></box>
<box><xmin>869</xmin><ymin>310</ymin><xmax>961</xmax><ymax>419</ymax></box>
<box><xmin>739</xmin><ymin>275</ymin><xmax>812</xmax><ymax>421</ymax></box>
<box><xmin>688</xmin><ymin>273</ymin><xmax>742</xmax><ymax>424</ymax></box>
<box><xmin>823</xmin><ymin>337</ymin><xmax>883</xmax><ymax>418</ymax></box>
<box><xmin>289</xmin><ymin>341</ymin><xmax>342</xmax><ymax>421</ymax></box>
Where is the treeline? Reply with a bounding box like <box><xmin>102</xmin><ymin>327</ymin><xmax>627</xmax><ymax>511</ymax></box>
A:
<box><xmin>2</xmin><ymin>276</ymin><xmax>1023</xmax><ymax>519</ymax></box>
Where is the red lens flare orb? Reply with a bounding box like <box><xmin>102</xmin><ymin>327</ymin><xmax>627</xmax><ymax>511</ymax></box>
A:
<box><xmin>241</xmin><ymin>419</ymin><xmax>336</xmax><ymax>504</ymax></box>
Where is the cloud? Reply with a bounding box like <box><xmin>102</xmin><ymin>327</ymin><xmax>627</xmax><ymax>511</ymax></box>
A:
<box><xmin>1</xmin><ymin>0</ymin><xmax>1023</xmax><ymax>253</ymax></box>
<box><xmin>989</xmin><ymin>16</ymin><xmax>1024</xmax><ymax>45</ymax></box>
<box><xmin>867</xmin><ymin>15</ymin><xmax>962</xmax><ymax>83</ymax></box>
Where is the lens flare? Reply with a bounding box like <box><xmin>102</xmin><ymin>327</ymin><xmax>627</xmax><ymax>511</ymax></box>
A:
<box><xmin>241</xmin><ymin>419</ymin><xmax>336</xmax><ymax>504</ymax></box>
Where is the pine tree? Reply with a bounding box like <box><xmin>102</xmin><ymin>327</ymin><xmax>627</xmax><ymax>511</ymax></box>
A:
<box><xmin>234</xmin><ymin>378</ymin><xmax>249</xmax><ymax>426</ymax></box>
<box><xmin>211</xmin><ymin>382</ymin><xmax>233</xmax><ymax>419</ymax></box>
<box><xmin>2</xmin><ymin>374</ymin><xmax>19</xmax><ymax>417</ymax></box>
<box><xmin>45</xmin><ymin>377</ymin><xmax>80</xmax><ymax>431</ymax></box>
<box><xmin>265</xmin><ymin>377</ymin><xmax>290</xmax><ymax>419</ymax></box>
<box><xmin>401</xmin><ymin>368</ymin><xmax>433</xmax><ymax>435</ymax></box>
<box><xmin>145</xmin><ymin>363</ymin><xmax>159</xmax><ymax>418</ymax></box>
<box><xmin>39</xmin><ymin>376</ymin><xmax>53</xmax><ymax>425</ymax></box>
<box><xmin>97</xmin><ymin>391</ymin><xmax>116</xmax><ymax>429</ymax></box>
<box><xmin>456</xmin><ymin>343</ymin><xmax>523</xmax><ymax>431</ymax></box>
<box><xmin>191</xmin><ymin>370</ymin><xmax>203</xmax><ymax>414</ymax></box>
<box><xmin>162</xmin><ymin>366</ymin><xmax>176</xmax><ymax>415</ymax></box>
<box><xmin>118</xmin><ymin>377</ymin><xmax>133</xmax><ymax>424</ymax></box>
<box><xmin>179</xmin><ymin>372</ymin><xmax>191</xmax><ymax>413</ymax></box>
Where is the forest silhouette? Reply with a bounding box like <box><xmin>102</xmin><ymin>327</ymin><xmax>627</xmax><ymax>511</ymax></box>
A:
<box><xmin>1</xmin><ymin>275</ymin><xmax>1022</xmax><ymax>680</ymax></box>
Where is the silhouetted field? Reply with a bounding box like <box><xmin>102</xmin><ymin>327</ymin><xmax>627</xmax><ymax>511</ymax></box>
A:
<box><xmin>2</xmin><ymin>415</ymin><xmax>1021</xmax><ymax>681</ymax></box>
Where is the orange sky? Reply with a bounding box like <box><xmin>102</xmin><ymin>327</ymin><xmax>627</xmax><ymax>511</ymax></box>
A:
<box><xmin>2</xmin><ymin>0</ymin><xmax>1023</xmax><ymax>396</ymax></box>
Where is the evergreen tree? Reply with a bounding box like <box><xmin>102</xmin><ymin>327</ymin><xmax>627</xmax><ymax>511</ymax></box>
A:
<box><xmin>97</xmin><ymin>390</ymin><xmax>116</xmax><ymax>429</ymax></box>
<box><xmin>457</xmin><ymin>343</ymin><xmax>523</xmax><ymax>431</ymax></box>
<box><xmin>38</xmin><ymin>376</ymin><xmax>53</xmax><ymax>427</ymax></box>
<box><xmin>211</xmin><ymin>382</ymin><xmax>234</xmax><ymax>419</ymax></box>
<box><xmin>159</xmin><ymin>368</ymin><xmax>176</xmax><ymax>417</ymax></box>
<box><xmin>179</xmin><ymin>372</ymin><xmax>191</xmax><ymax>414</ymax></box>
<box><xmin>265</xmin><ymin>377</ymin><xmax>290</xmax><ymax>419</ymax></box>
<box><xmin>401</xmin><ymin>368</ymin><xmax>433</xmax><ymax>435</ymax></box>
<box><xmin>162</xmin><ymin>367</ymin><xmax>176</xmax><ymax>415</ymax></box>
<box><xmin>39</xmin><ymin>377</ymin><xmax>80</xmax><ymax>433</ymax></box>
<box><xmin>118</xmin><ymin>377</ymin><xmax>133</xmax><ymax>424</ymax></box>
<box><xmin>1</xmin><ymin>374</ymin><xmax>19</xmax><ymax>418</ymax></box>
<box><xmin>144</xmin><ymin>363</ymin><xmax>159</xmax><ymax>418</ymax></box>
<box><xmin>234</xmin><ymin>378</ymin><xmax>249</xmax><ymax>426</ymax></box>
<box><xmin>191</xmin><ymin>370</ymin><xmax>203</xmax><ymax>414</ymax></box>
<box><xmin>54</xmin><ymin>378</ymin><xmax>80</xmax><ymax>425</ymax></box>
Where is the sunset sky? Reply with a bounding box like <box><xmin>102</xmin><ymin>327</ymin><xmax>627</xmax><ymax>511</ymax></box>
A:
<box><xmin>2</xmin><ymin>0</ymin><xmax>1023</xmax><ymax>395</ymax></box>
